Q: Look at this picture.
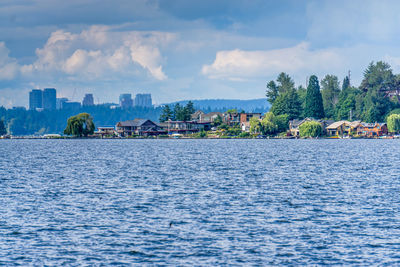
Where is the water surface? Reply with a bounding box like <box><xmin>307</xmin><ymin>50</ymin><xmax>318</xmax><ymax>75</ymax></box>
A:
<box><xmin>1</xmin><ymin>139</ymin><xmax>400</xmax><ymax>265</ymax></box>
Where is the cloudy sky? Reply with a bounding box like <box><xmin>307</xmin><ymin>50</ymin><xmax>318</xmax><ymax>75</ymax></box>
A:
<box><xmin>1</xmin><ymin>0</ymin><xmax>400</xmax><ymax>107</ymax></box>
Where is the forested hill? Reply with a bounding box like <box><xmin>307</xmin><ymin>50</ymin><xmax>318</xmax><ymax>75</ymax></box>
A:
<box><xmin>163</xmin><ymin>98</ymin><xmax>270</xmax><ymax>113</ymax></box>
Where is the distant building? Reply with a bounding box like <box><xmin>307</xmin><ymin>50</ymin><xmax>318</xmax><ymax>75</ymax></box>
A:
<box><xmin>134</xmin><ymin>93</ymin><xmax>152</xmax><ymax>107</ymax></box>
<box><xmin>29</xmin><ymin>89</ymin><xmax>43</xmax><ymax>110</ymax></box>
<box><xmin>42</xmin><ymin>88</ymin><xmax>56</xmax><ymax>110</ymax></box>
<box><xmin>82</xmin><ymin>94</ymin><xmax>94</xmax><ymax>106</ymax></box>
<box><xmin>56</xmin><ymin>98</ymin><xmax>68</xmax><ymax>110</ymax></box>
<box><xmin>63</xmin><ymin>101</ymin><xmax>81</xmax><ymax>110</ymax></box>
<box><xmin>116</xmin><ymin>119</ymin><xmax>165</xmax><ymax>137</ymax></box>
<box><xmin>119</xmin><ymin>94</ymin><xmax>133</xmax><ymax>109</ymax></box>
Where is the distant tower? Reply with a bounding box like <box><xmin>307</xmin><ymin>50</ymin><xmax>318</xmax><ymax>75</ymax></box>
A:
<box><xmin>56</xmin><ymin>97</ymin><xmax>68</xmax><ymax>110</ymax></box>
<box><xmin>42</xmin><ymin>88</ymin><xmax>56</xmax><ymax>110</ymax></box>
<box><xmin>82</xmin><ymin>94</ymin><xmax>94</xmax><ymax>106</ymax></box>
<box><xmin>29</xmin><ymin>89</ymin><xmax>43</xmax><ymax>110</ymax></box>
<box><xmin>134</xmin><ymin>93</ymin><xmax>152</xmax><ymax>107</ymax></box>
<box><xmin>119</xmin><ymin>94</ymin><xmax>133</xmax><ymax>109</ymax></box>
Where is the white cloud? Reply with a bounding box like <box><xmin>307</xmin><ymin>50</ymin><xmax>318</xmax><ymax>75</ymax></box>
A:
<box><xmin>0</xmin><ymin>42</ymin><xmax>19</xmax><ymax>80</ymax></box>
<box><xmin>202</xmin><ymin>42</ymin><xmax>343</xmax><ymax>81</ymax></box>
<box><xmin>23</xmin><ymin>26</ymin><xmax>175</xmax><ymax>80</ymax></box>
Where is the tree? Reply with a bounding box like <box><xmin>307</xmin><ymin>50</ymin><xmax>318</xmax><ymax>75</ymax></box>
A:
<box><xmin>183</xmin><ymin>101</ymin><xmax>195</xmax><ymax>121</ymax></box>
<box><xmin>387</xmin><ymin>114</ymin><xmax>400</xmax><ymax>133</ymax></box>
<box><xmin>321</xmin><ymin>75</ymin><xmax>340</xmax><ymax>119</ymax></box>
<box><xmin>270</xmin><ymin>89</ymin><xmax>302</xmax><ymax>120</ymax></box>
<box><xmin>173</xmin><ymin>103</ymin><xmax>183</xmax><ymax>121</ymax></box>
<box><xmin>304</xmin><ymin>75</ymin><xmax>325</xmax><ymax>119</ymax></box>
<box><xmin>299</xmin><ymin>121</ymin><xmax>323</xmax><ymax>137</ymax></box>
<box><xmin>342</xmin><ymin>76</ymin><xmax>350</xmax><ymax>91</ymax></box>
<box><xmin>261</xmin><ymin>112</ymin><xmax>278</xmax><ymax>135</ymax></box>
<box><xmin>359</xmin><ymin>61</ymin><xmax>394</xmax><ymax>122</ymax></box>
<box><xmin>213</xmin><ymin>115</ymin><xmax>223</xmax><ymax>127</ymax></box>
<box><xmin>159</xmin><ymin>105</ymin><xmax>172</xmax><ymax>122</ymax></box>
<box><xmin>266</xmin><ymin>81</ymin><xmax>279</xmax><ymax>104</ymax></box>
<box><xmin>249</xmin><ymin>117</ymin><xmax>262</xmax><ymax>134</ymax></box>
<box><xmin>275</xmin><ymin>114</ymin><xmax>289</xmax><ymax>133</ymax></box>
<box><xmin>276</xmin><ymin>72</ymin><xmax>295</xmax><ymax>94</ymax></box>
<box><xmin>64</xmin><ymin>113</ymin><xmax>95</xmax><ymax>137</ymax></box>
<box><xmin>0</xmin><ymin>120</ymin><xmax>6</xmax><ymax>135</ymax></box>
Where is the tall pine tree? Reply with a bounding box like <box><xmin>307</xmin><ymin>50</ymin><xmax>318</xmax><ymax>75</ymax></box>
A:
<box><xmin>304</xmin><ymin>75</ymin><xmax>325</xmax><ymax>119</ymax></box>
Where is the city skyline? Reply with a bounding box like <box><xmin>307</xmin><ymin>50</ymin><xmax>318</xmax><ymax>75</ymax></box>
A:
<box><xmin>2</xmin><ymin>1</ymin><xmax>400</xmax><ymax>108</ymax></box>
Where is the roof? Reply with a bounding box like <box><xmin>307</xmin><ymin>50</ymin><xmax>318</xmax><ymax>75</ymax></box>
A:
<box><xmin>326</xmin><ymin>120</ymin><xmax>350</xmax><ymax>129</ymax></box>
<box><xmin>117</xmin><ymin>119</ymin><xmax>152</xmax><ymax>127</ymax></box>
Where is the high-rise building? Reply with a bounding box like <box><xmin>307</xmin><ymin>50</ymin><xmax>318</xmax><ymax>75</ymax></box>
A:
<box><xmin>119</xmin><ymin>94</ymin><xmax>133</xmax><ymax>109</ymax></box>
<box><xmin>29</xmin><ymin>89</ymin><xmax>43</xmax><ymax>110</ymax></box>
<box><xmin>63</xmin><ymin>101</ymin><xmax>81</xmax><ymax>110</ymax></box>
<box><xmin>134</xmin><ymin>93</ymin><xmax>152</xmax><ymax>107</ymax></box>
<box><xmin>56</xmin><ymin>98</ymin><xmax>69</xmax><ymax>110</ymax></box>
<box><xmin>42</xmin><ymin>88</ymin><xmax>56</xmax><ymax>110</ymax></box>
<box><xmin>82</xmin><ymin>94</ymin><xmax>94</xmax><ymax>106</ymax></box>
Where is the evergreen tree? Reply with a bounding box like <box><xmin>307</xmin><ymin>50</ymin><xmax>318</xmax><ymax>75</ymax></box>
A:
<box><xmin>270</xmin><ymin>89</ymin><xmax>302</xmax><ymax>120</ymax></box>
<box><xmin>321</xmin><ymin>75</ymin><xmax>340</xmax><ymax>119</ymax></box>
<box><xmin>276</xmin><ymin>72</ymin><xmax>295</xmax><ymax>94</ymax></box>
<box><xmin>159</xmin><ymin>105</ymin><xmax>172</xmax><ymax>122</ymax></box>
<box><xmin>342</xmin><ymin>76</ymin><xmax>350</xmax><ymax>91</ymax></box>
<box><xmin>304</xmin><ymin>75</ymin><xmax>325</xmax><ymax>119</ymax></box>
<box><xmin>0</xmin><ymin>120</ymin><xmax>6</xmax><ymax>135</ymax></box>
<box><xmin>173</xmin><ymin>103</ymin><xmax>183</xmax><ymax>121</ymax></box>
<box><xmin>359</xmin><ymin>61</ymin><xmax>394</xmax><ymax>122</ymax></box>
<box><xmin>266</xmin><ymin>81</ymin><xmax>279</xmax><ymax>104</ymax></box>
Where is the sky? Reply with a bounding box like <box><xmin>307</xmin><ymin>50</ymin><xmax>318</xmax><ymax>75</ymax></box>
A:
<box><xmin>2</xmin><ymin>0</ymin><xmax>400</xmax><ymax>107</ymax></box>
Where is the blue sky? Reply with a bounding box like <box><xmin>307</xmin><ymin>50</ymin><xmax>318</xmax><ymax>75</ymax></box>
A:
<box><xmin>1</xmin><ymin>0</ymin><xmax>400</xmax><ymax>107</ymax></box>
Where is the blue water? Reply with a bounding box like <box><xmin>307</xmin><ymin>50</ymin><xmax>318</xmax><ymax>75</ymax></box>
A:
<box><xmin>1</xmin><ymin>139</ymin><xmax>400</xmax><ymax>265</ymax></box>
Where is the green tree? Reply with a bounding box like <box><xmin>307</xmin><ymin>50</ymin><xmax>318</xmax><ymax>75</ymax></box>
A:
<box><xmin>275</xmin><ymin>114</ymin><xmax>289</xmax><ymax>133</ymax></box>
<box><xmin>212</xmin><ymin>115</ymin><xmax>223</xmax><ymax>126</ymax></box>
<box><xmin>276</xmin><ymin>72</ymin><xmax>295</xmax><ymax>94</ymax></box>
<box><xmin>249</xmin><ymin>117</ymin><xmax>262</xmax><ymax>134</ymax></box>
<box><xmin>270</xmin><ymin>89</ymin><xmax>302</xmax><ymax>120</ymax></box>
<box><xmin>299</xmin><ymin>121</ymin><xmax>323</xmax><ymax>137</ymax></box>
<box><xmin>342</xmin><ymin>76</ymin><xmax>350</xmax><ymax>91</ymax></box>
<box><xmin>304</xmin><ymin>75</ymin><xmax>325</xmax><ymax>119</ymax></box>
<box><xmin>0</xmin><ymin>120</ymin><xmax>6</xmax><ymax>135</ymax></box>
<box><xmin>64</xmin><ymin>113</ymin><xmax>95</xmax><ymax>137</ymax></box>
<box><xmin>182</xmin><ymin>101</ymin><xmax>195</xmax><ymax>121</ymax></box>
<box><xmin>321</xmin><ymin>75</ymin><xmax>340</xmax><ymax>119</ymax></box>
<box><xmin>266</xmin><ymin>80</ymin><xmax>279</xmax><ymax>104</ymax></box>
<box><xmin>387</xmin><ymin>114</ymin><xmax>400</xmax><ymax>133</ymax></box>
<box><xmin>359</xmin><ymin>61</ymin><xmax>394</xmax><ymax>122</ymax></box>
<box><xmin>173</xmin><ymin>103</ymin><xmax>184</xmax><ymax>121</ymax></box>
<box><xmin>261</xmin><ymin>112</ymin><xmax>278</xmax><ymax>135</ymax></box>
<box><xmin>159</xmin><ymin>105</ymin><xmax>173</xmax><ymax>122</ymax></box>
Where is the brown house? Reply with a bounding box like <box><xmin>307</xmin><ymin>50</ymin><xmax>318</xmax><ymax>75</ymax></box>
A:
<box><xmin>239</xmin><ymin>113</ymin><xmax>262</xmax><ymax>123</ymax></box>
<box><xmin>360</xmin><ymin>123</ymin><xmax>388</xmax><ymax>137</ymax></box>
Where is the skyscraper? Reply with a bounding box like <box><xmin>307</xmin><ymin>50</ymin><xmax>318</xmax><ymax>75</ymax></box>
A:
<box><xmin>82</xmin><ymin>94</ymin><xmax>94</xmax><ymax>106</ymax></box>
<box><xmin>42</xmin><ymin>88</ymin><xmax>56</xmax><ymax>110</ymax></box>
<box><xmin>56</xmin><ymin>98</ymin><xmax>68</xmax><ymax>110</ymax></box>
<box><xmin>134</xmin><ymin>93</ymin><xmax>152</xmax><ymax>107</ymax></box>
<box><xmin>29</xmin><ymin>89</ymin><xmax>43</xmax><ymax>110</ymax></box>
<box><xmin>119</xmin><ymin>94</ymin><xmax>133</xmax><ymax>109</ymax></box>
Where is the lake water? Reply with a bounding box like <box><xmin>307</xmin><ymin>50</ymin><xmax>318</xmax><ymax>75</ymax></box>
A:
<box><xmin>1</xmin><ymin>139</ymin><xmax>400</xmax><ymax>265</ymax></box>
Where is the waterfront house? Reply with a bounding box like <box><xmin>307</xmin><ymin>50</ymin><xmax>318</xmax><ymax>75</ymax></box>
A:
<box><xmin>159</xmin><ymin>120</ymin><xmax>211</xmax><ymax>135</ymax></box>
<box><xmin>240</xmin><ymin>113</ymin><xmax>262</xmax><ymax>123</ymax></box>
<box><xmin>116</xmin><ymin>119</ymin><xmax>165</xmax><ymax>137</ymax></box>
<box><xmin>192</xmin><ymin>111</ymin><xmax>223</xmax><ymax>123</ymax></box>
<box><xmin>241</xmin><ymin>121</ymin><xmax>251</xmax><ymax>132</ymax></box>
<box><xmin>326</xmin><ymin>120</ymin><xmax>362</xmax><ymax>137</ymax></box>
<box><xmin>360</xmin><ymin>122</ymin><xmax>388</xmax><ymax>137</ymax></box>
<box><xmin>223</xmin><ymin>112</ymin><xmax>241</xmax><ymax>126</ymax></box>
<box><xmin>94</xmin><ymin>126</ymin><xmax>116</xmax><ymax>138</ymax></box>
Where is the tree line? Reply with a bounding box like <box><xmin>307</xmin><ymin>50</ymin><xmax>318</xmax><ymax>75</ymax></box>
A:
<box><xmin>266</xmin><ymin>61</ymin><xmax>400</xmax><ymax>123</ymax></box>
<box><xmin>159</xmin><ymin>101</ymin><xmax>195</xmax><ymax>122</ymax></box>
